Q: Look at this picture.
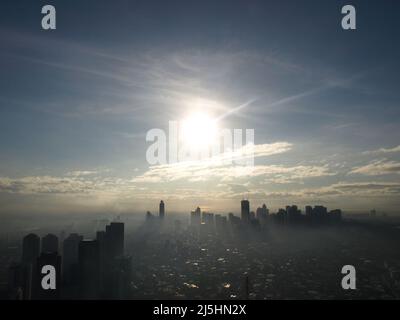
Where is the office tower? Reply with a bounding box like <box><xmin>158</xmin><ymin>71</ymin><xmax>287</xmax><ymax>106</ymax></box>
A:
<box><xmin>305</xmin><ymin>205</ymin><xmax>313</xmax><ymax>216</ymax></box>
<box><xmin>105</xmin><ymin>222</ymin><xmax>124</xmax><ymax>258</ymax></box>
<box><xmin>215</xmin><ymin>214</ymin><xmax>228</xmax><ymax>235</ymax></box>
<box><xmin>276</xmin><ymin>208</ymin><xmax>286</xmax><ymax>224</ymax></box>
<box><xmin>78</xmin><ymin>239</ymin><xmax>100</xmax><ymax>299</ymax></box>
<box><xmin>202</xmin><ymin>212</ymin><xmax>214</xmax><ymax>225</ymax></box>
<box><xmin>159</xmin><ymin>200</ymin><xmax>165</xmax><ymax>219</ymax></box>
<box><xmin>35</xmin><ymin>252</ymin><xmax>62</xmax><ymax>300</ymax></box>
<box><xmin>110</xmin><ymin>255</ymin><xmax>132</xmax><ymax>299</ymax></box>
<box><xmin>313</xmin><ymin>205</ymin><xmax>328</xmax><ymax>223</ymax></box>
<box><xmin>8</xmin><ymin>262</ymin><xmax>24</xmax><ymax>300</ymax></box>
<box><xmin>249</xmin><ymin>211</ymin><xmax>255</xmax><ymax>220</ymax></box>
<box><xmin>42</xmin><ymin>234</ymin><xmax>59</xmax><ymax>253</ymax></box>
<box><xmin>256</xmin><ymin>207</ymin><xmax>262</xmax><ymax>219</ymax></box>
<box><xmin>21</xmin><ymin>233</ymin><xmax>40</xmax><ymax>300</ymax></box>
<box><xmin>63</xmin><ymin>233</ymin><xmax>83</xmax><ymax>284</ymax></box>
<box><xmin>241</xmin><ymin>200</ymin><xmax>250</xmax><ymax>222</ymax></box>
<box><xmin>286</xmin><ymin>205</ymin><xmax>301</xmax><ymax>223</ymax></box>
<box><xmin>256</xmin><ymin>204</ymin><xmax>268</xmax><ymax>226</ymax></box>
<box><xmin>100</xmin><ymin>222</ymin><xmax>125</xmax><ymax>298</ymax></box>
<box><xmin>190</xmin><ymin>207</ymin><xmax>201</xmax><ymax>226</ymax></box>
<box><xmin>329</xmin><ymin>209</ymin><xmax>342</xmax><ymax>222</ymax></box>
<box><xmin>22</xmin><ymin>233</ymin><xmax>40</xmax><ymax>265</ymax></box>
<box><xmin>228</xmin><ymin>212</ymin><xmax>241</xmax><ymax>226</ymax></box>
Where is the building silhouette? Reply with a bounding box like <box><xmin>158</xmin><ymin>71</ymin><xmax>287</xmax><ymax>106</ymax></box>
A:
<box><xmin>105</xmin><ymin>222</ymin><xmax>124</xmax><ymax>258</ymax></box>
<box><xmin>79</xmin><ymin>239</ymin><xmax>100</xmax><ymax>299</ymax></box>
<box><xmin>34</xmin><ymin>252</ymin><xmax>61</xmax><ymax>300</ymax></box>
<box><xmin>63</xmin><ymin>233</ymin><xmax>83</xmax><ymax>285</ymax></box>
<box><xmin>159</xmin><ymin>200</ymin><xmax>165</xmax><ymax>219</ymax></box>
<box><xmin>42</xmin><ymin>234</ymin><xmax>59</xmax><ymax>254</ymax></box>
<box><xmin>190</xmin><ymin>207</ymin><xmax>201</xmax><ymax>226</ymax></box>
<box><xmin>22</xmin><ymin>234</ymin><xmax>40</xmax><ymax>265</ymax></box>
<box><xmin>21</xmin><ymin>233</ymin><xmax>40</xmax><ymax>300</ymax></box>
<box><xmin>241</xmin><ymin>200</ymin><xmax>250</xmax><ymax>222</ymax></box>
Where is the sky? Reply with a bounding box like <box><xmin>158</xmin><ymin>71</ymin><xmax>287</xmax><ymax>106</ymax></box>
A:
<box><xmin>0</xmin><ymin>0</ymin><xmax>400</xmax><ymax>215</ymax></box>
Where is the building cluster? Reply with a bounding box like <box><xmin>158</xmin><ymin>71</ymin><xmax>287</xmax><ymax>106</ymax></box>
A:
<box><xmin>145</xmin><ymin>200</ymin><xmax>166</xmax><ymax>222</ymax></box>
<box><xmin>8</xmin><ymin>199</ymin><xmax>342</xmax><ymax>300</ymax></box>
<box><xmin>188</xmin><ymin>200</ymin><xmax>342</xmax><ymax>232</ymax></box>
<box><xmin>8</xmin><ymin>221</ymin><xmax>130</xmax><ymax>300</ymax></box>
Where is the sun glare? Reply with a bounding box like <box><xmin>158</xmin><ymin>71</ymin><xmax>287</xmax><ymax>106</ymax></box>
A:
<box><xmin>181</xmin><ymin>113</ymin><xmax>218</xmax><ymax>148</ymax></box>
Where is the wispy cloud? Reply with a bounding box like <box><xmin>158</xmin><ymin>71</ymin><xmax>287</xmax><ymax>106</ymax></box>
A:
<box><xmin>362</xmin><ymin>145</ymin><xmax>400</xmax><ymax>155</ymax></box>
<box><xmin>0</xmin><ymin>175</ymin><xmax>136</xmax><ymax>195</ymax></box>
<box><xmin>133</xmin><ymin>141</ymin><xmax>336</xmax><ymax>183</ymax></box>
<box><xmin>350</xmin><ymin>159</ymin><xmax>400</xmax><ymax>176</ymax></box>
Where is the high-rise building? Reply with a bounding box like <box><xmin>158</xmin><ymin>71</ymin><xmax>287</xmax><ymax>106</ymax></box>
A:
<box><xmin>105</xmin><ymin>222</ymin><xmax>124</xmax><ymax>258</ymax></box>
<box><xmin>241</xmin><ymin>200</ymin><xmax>250</xmax><ymax>222</ymax></box>
<box><xmin>22</xmin><ymin>234</ymin><xmax>40</xmax><ymax>265</ymax></box>
<box><xmin>98</xmin><ymin>222</ymin><xmax>125</xmax><ymax>298</ymax></box>
<box><xmin>35</xmin><ymin>252</ymin><xmax>62</xmax><ymax>300</ymax></box>
<box><xmin>286</xmin><ymin>205</ymin><xmax>301</xmax><ymax>223</ymax></box>
<box><xmin>42</xmin><ymin>234</ymin><xmax>59</xmax><ymax>254</ymax></box>
<box><xmin>7</xmin><ymin>262</ymin><xmax>24</xmax><ymax>300</ymax></box>
<box><xmin>190</xmin><ymin>207</ymin><xmax>201</xmax><ymax>226</ymax></box>
<box><xmin>78</xmin><ymin>239</ymin><xmax>100</xmax><ymax>299</ymax></box>
<box><xmin>256</xmin><ymin>204</ymin><xmax>269</xmax><ymax>225</ymax></box>
<box><xmin>329</xmin><ymin>209</ymin><xmax>342</xmax><ymax>222</ymax></box>
<box><xmin>63</xmin><ymin>233</ymin><xmax>83</xmax><ymax>284</ymax></box>
<box><xmin>262</xmin><ymin>204</ymin><xmax>269</xmax><ymax>215</ymax></box>
<box><xmin>110</xmin><ymin>255</ymin><xmax>132</xmax><ymax>299</ymax></box>
<box><xmin>21</xmin><ymin>233</ymin><xmax>40</xmax><ymax>300</ymax></box>
<box><xmin>159</xmin><ymin>200</ymin><xmax>165</xmax><ymax>219</ymax></box>
<box><xmin>314</xmin><ymin>205</ymin><xmax>328</xmax><ymax>223</ymax></box>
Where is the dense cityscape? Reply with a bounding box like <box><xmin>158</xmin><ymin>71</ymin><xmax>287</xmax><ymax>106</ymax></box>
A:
<box><xmin>2</xmin><ymin>200</ymin><xmax>400</xmax><ymax>300</ymax></box>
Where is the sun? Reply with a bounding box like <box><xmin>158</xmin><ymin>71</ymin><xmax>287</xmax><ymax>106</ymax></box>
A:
<box><xmin>181</xmin><ymin>112</ymin><xmax>218</xmax><ymax>149</ymax></box>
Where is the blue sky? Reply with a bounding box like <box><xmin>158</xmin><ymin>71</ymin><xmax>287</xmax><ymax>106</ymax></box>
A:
<box><xmin>0</xmin><ymin>0</ymin><xmax>400</xmax><ymax>215</ymax></box>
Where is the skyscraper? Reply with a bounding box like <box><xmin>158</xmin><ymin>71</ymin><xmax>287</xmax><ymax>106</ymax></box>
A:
<box><xmin>35</xmin><ymin>252</ymin><xmax>62</xmax><ymax>300</ymax></box>
<box><xmin>42</xmin><ymin>234</ymin><xmax>59</xmax><ymax>254</ymax></box>
<box><xmin>241</xmin><ymin>200</ymin><xmax>250</xmax><ymax>222</ymax></box>
<box><xmin>105</xmin><ymin>222</ymin><xmax>124</xmax><ymax>258</ymax></box>
<box><xmin>22</xmin><ymin>234</ymin><xmax>40</xmax><ymax>265</ymax></box>
<box><xmin>159</xmin><ymin>200</ymin><xmax>165</xmax><ymax>219</ymax></box>
<box><xmin>21</xmin><ymin>233</ymin><xmax>40</xmax><ymax>300</ymax></box>
<box><xmin>78</xmin><ymin>239</ymin><xmax>100</xmax><ymax>299</ymax></box>
<box><xmin>63</xmin><ymin>233</ymin><xmax>83</xmax><ymax>285</ymax></box>
<box><xmin>101</xmin><ymin>222</ymin><xmax>125</xmax><ymax>299</ymax></box>
<box><xmin>190</xmin><ymin>207</ymin><xmax>201</xmax><ymax>226</ymax></box>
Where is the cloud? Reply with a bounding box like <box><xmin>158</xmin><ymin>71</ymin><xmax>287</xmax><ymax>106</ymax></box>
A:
<box><xmin>0</xmin><ymin>175</ymin><xmax>136</xmax><ymax>195</ymax></box>
<box><xmin>350</xmin><ymin>159</ymin><xmax>400</xmax><ymax>176</ymax></box>
<box><xmin>66</xmin><ymin>170</ymin><xmax>99</xmax><ymax>177</ymax></box>
<box><xmin>362</xmin><ymin>145</ymin><xmax>400</xmax><ymax>155</ymax></box>
<box><xmin>133</xmin><ymin>142</ymin><xmax>335</xmax><ymax>183</ymax></box>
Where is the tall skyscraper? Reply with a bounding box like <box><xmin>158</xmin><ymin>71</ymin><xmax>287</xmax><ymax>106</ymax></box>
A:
<box><xmin>241</xmin><ymin>200</ymin><xmax>250</xmax><ymax>222</ymax></box>
<box><xmin>100</xmin><ymin>222</ymin><xmax>125</xmax><ymax>299</ymax></box>
<box><xmin>22</xmin><ymin>234</ymin><xmax>40</xmax><ymax>265</ymax></box>
<box><xmin>79</xmin><ymin>239</ymin><xmax>100</xmax><ymax>299</ymax></box>
<box><xmin>159</xmin><ymin>200</ymin><xmax>165</xmax><ymax>219</ymax></box>
<box><xmin>35</xmin><ymin>252</ymin><xmax>62</xmax><ymax>300</ymax></box>
<box><xmin>305</xmin><ymin>205</ymin><xmax>313</xmax><ymax>217</ymax></box>
<box><xmin>190</xmin><ymin>207</ymin><xmax>201</xmax><ymax>226</ymax></box>
<box><xmin>21</xmin><ymin>233</ymin><xmax>40</xmax><ymax>300</ymax></box>
<box><xmin>63</xmin><ymin>233</ymin><xmax>83</xmax><ymax>284</ymax></box>
<box><xmin>105</xmin><ymin>222</ymin><xmax>124</xmax><ymax>258</ymax></box>
<box><xmin>42</xmin><ymin>234</ymin><xmax>59</xmax><ymax>254</ymax></box>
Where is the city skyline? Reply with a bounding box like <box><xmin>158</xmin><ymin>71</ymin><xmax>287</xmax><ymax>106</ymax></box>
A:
<box><xmin>1</xmin><ymin>1</ymin><xmax>400</xmax><ymax>215</ymax></box>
